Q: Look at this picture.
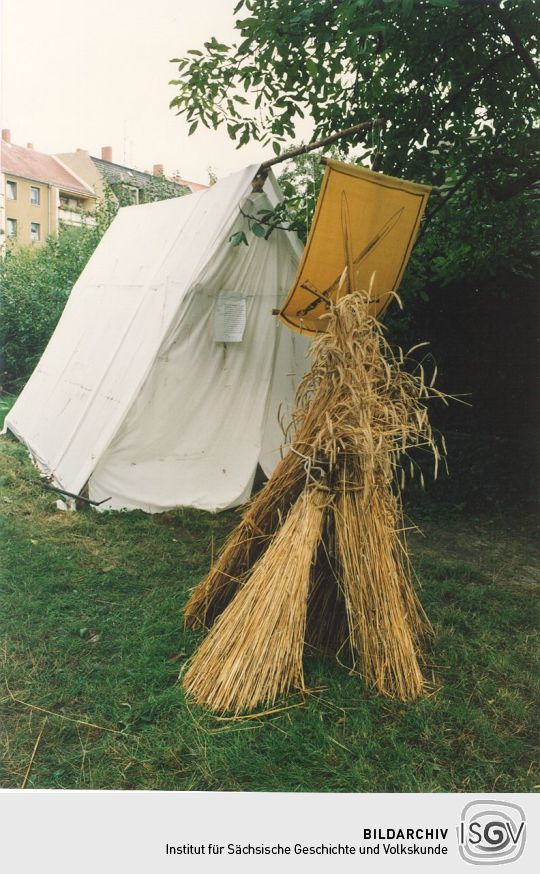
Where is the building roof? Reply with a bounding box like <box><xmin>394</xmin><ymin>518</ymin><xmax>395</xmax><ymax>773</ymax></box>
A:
<box><xmin>91</xmin><ymin>157</ymin><xmax>190</xmax><ymax>195</ymax></box>
<box><xmin>172</xmin><ymin>176</ymin><xmax>209</xmax><ymax>194</ymax></box>
<box><xmin>1</xmin><ymin>141</ymin><xmax>95</xmax><ymax>197</ymax></box>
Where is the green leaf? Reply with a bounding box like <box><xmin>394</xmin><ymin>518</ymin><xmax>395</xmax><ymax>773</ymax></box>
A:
<box><xmin>229</xmin><ymin>231</ymin><xmax>248</xmax><ymax>247</ymax></box>
<box><xmin>251</xmin><ymin>223</ymin><xmax>266</xmax><ymax>238</ymax></box>
<box><xmin>188</xmin><ymin>121</ymin><xmax>199</xmax><ymax>136</ymax></box>
<box><xmin>272</xmin><ymin>141</ymin><xmax>282</xmax><ymax>156</ymax></box>
<box><xmin>306</xmin><ymin>58</ymin><xmax>318</xmax><ymax>79</ymax></box>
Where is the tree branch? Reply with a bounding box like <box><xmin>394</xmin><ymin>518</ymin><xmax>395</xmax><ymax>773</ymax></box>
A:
<box><xmin>433</xmin><ymin>50</ymin><xmax>514</xmax><ymax>121</ymax></box>
<box><xmin>258</xmin><ymin>119</ymin><xmax>386</xmax><ymax>171</ymax></box>
<box><xmin>494</xmin><ymin>9</ymin><xmax>540</xmax><ymax>88</ymax></box>
<box><xmin>490</xmin><ymin>167</ymin><xmax>540</xmax><ymax>200</ymax></box>
<box><xmin>418</xmin><ymin>165</ymin><xmax>478</xmax><ymax>241</ymax></box>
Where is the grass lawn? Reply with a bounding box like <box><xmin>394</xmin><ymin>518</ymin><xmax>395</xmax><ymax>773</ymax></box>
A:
<box><xmin>1</xmin><ymin>393</ymin><xmax>538</xmax><ymax>792</ymax></box>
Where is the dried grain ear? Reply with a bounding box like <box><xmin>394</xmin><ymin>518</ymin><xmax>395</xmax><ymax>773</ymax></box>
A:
<box><xmin>183</xmin><ymin>488</ymin><xmax>327</xmax><ymax>714</ymax></box>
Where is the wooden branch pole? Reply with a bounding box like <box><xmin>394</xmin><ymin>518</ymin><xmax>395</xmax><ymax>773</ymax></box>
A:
<box><xmin>21</xmin><ymin>475</ymin><xmax>111</xmax><ymax>506</ymax></box>
<box><xmin>258</xmin><ymin>119</ymin><xmax>386</xmax><ymax>173</ymax></box>
<box><xmin>255</xmin><ymin>118</ymin><xmax>443</xmax><ymax>195</ymax></box>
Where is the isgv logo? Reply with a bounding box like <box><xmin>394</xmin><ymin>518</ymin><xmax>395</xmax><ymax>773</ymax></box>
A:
<box><xmin>458</xmin><ymin>800</ymin><xmax>526</xmax><ymax>865</ymax></box>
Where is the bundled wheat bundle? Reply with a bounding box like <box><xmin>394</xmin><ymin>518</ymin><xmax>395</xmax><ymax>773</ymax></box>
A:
<box><xmin>183</xmin><ymin>291</ymin><xmax>445</xmax><ymax>713</ymax></box>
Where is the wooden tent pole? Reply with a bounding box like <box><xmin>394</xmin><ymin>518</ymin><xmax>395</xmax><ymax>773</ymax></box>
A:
<box><xmin>258</xmin><ymin>119</ymin><xmax>386</xmax><ymax>172</ymax></box>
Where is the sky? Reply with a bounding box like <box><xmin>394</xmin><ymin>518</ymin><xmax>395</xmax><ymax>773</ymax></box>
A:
<box><xmin>0</xmin><ymin>0</ymin><xmax>313</xmax><ymax>185</ymax></box>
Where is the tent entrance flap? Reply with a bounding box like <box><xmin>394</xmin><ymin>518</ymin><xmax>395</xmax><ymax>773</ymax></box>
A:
<box><xmin>278</xmin><ymin>160</ymin><xmax>431</xmax><ymax>335</ymax></box>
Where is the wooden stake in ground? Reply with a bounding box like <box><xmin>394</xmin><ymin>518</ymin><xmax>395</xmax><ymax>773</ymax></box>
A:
<box><xmin>183</xmin><ymin>291</ymin><xmax>446</xmax><ymax>713</ymax></box>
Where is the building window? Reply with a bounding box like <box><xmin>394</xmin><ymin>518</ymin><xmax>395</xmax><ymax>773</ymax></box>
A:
<box><xmin>6</xmin><ymin>180</ymin><xmax>17</xmax><ymax>200</ymax></box>
<box><xmin>7</xmin><ymin>218</ymin><xmax>17</xmax><ymax>237</ymax></box>
<box><xmin>30</xmin><ymin>222</ymin><xmax>40</xmax><ymax>242</ymax></box>
<box><xmin>60</xmin><ymin>195</ymin><xmax>80</xmax><ymax>209</ymax></box>
<box><xmin>30</xmin><ymin>186</ymin><xmax>40</xmax><ymax>205</ymax></box>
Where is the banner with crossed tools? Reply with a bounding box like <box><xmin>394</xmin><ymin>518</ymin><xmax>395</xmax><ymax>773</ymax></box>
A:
<box><xmin>278</xmin><ymin>159</ymin><xmax>431</xmax><ymax>335</ymax></box>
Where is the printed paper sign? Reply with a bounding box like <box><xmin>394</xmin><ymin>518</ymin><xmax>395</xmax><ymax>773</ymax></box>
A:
<box><xmin>214</xmin><ymin>291</ymin><xmax>246</xmax><ymax>343</ymax></box>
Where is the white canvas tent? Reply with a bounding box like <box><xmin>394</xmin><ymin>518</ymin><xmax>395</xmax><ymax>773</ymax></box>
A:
<box><xmin>5</xmin><ymin>164</ymin><xmax>309</xmax><ymax>512</ymax></box>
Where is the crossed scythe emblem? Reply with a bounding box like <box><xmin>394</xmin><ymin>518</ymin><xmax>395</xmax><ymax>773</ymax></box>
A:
<box><xmin>296</xmin><ymin>192</ymin><xmax>405</xmax><ymax>318</ymax></box>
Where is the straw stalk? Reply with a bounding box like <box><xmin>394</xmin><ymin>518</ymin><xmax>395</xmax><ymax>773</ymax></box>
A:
<box><xmin>183</xmin><ymin>290</ymin><xmax>446</xmax><ymax>713</ymax></box>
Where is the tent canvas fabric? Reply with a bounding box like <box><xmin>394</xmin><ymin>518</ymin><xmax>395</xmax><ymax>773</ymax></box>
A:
<box><xmin>278</xmin><ymin>160</ymin><xmax>431</xmax><ymax>335</ymax></box>
<box><xmin>5</xmin><ymin>165</ymin><xmax>309</xmax><ymax>513</ymax></box>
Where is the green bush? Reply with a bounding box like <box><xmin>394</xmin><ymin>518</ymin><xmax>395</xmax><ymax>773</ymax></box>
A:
<box><xmin>0</xmin><ymin>183</ymin><xmax>125</xmax><ymax>393</ymax></box>
<box><xmin>0</xmin><ymin>222</ymin><xmax>105</xmax><ymax>391</ymax></box>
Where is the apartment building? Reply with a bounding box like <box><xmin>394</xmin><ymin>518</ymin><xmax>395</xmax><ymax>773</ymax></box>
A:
<box><xmin>57</xmin><ymin>146</ymin><xmax>195</xmax><ymax>206</ymax></box>
<box><xmin>1</xmin><ymin>130</ymin><xmax>97</xmax><ymax>249</ymax></box>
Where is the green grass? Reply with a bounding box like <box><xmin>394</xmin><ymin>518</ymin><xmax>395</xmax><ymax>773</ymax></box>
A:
<box><xmin>1</xmin><ymin>393</ymin><xmax>538</xmax><ymax>791</ymax></box>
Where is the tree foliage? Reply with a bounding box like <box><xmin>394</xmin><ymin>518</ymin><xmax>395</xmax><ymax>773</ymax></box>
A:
<box><xmin>169</xmin><ymin>0</ymin><xmax>539</xmax><ymax>303</ymax></box>
<box><xmin>170</xmin><ymin>0</ymin><xmax>539</xmax><ymax>195</ymax></box>
<box><xmin>0</xmin><ymin>208</ymin><xmax>111</xmax><ymax>391</ymax></box>
<box><xmin>170</xmin><ymin>2</ymin><xmax>539</xmax><ymax>448</ymax></box>
<box><xmin>109</xmin><ymin>173</ymin><xmax>189</xmax><ymax>207</ymax></box>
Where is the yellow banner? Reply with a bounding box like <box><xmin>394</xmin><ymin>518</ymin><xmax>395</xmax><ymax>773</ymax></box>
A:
<box><xmin>278</xmin><ymin>160</ymin><xmax>431</xmax><ymax>334</ymax></box>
